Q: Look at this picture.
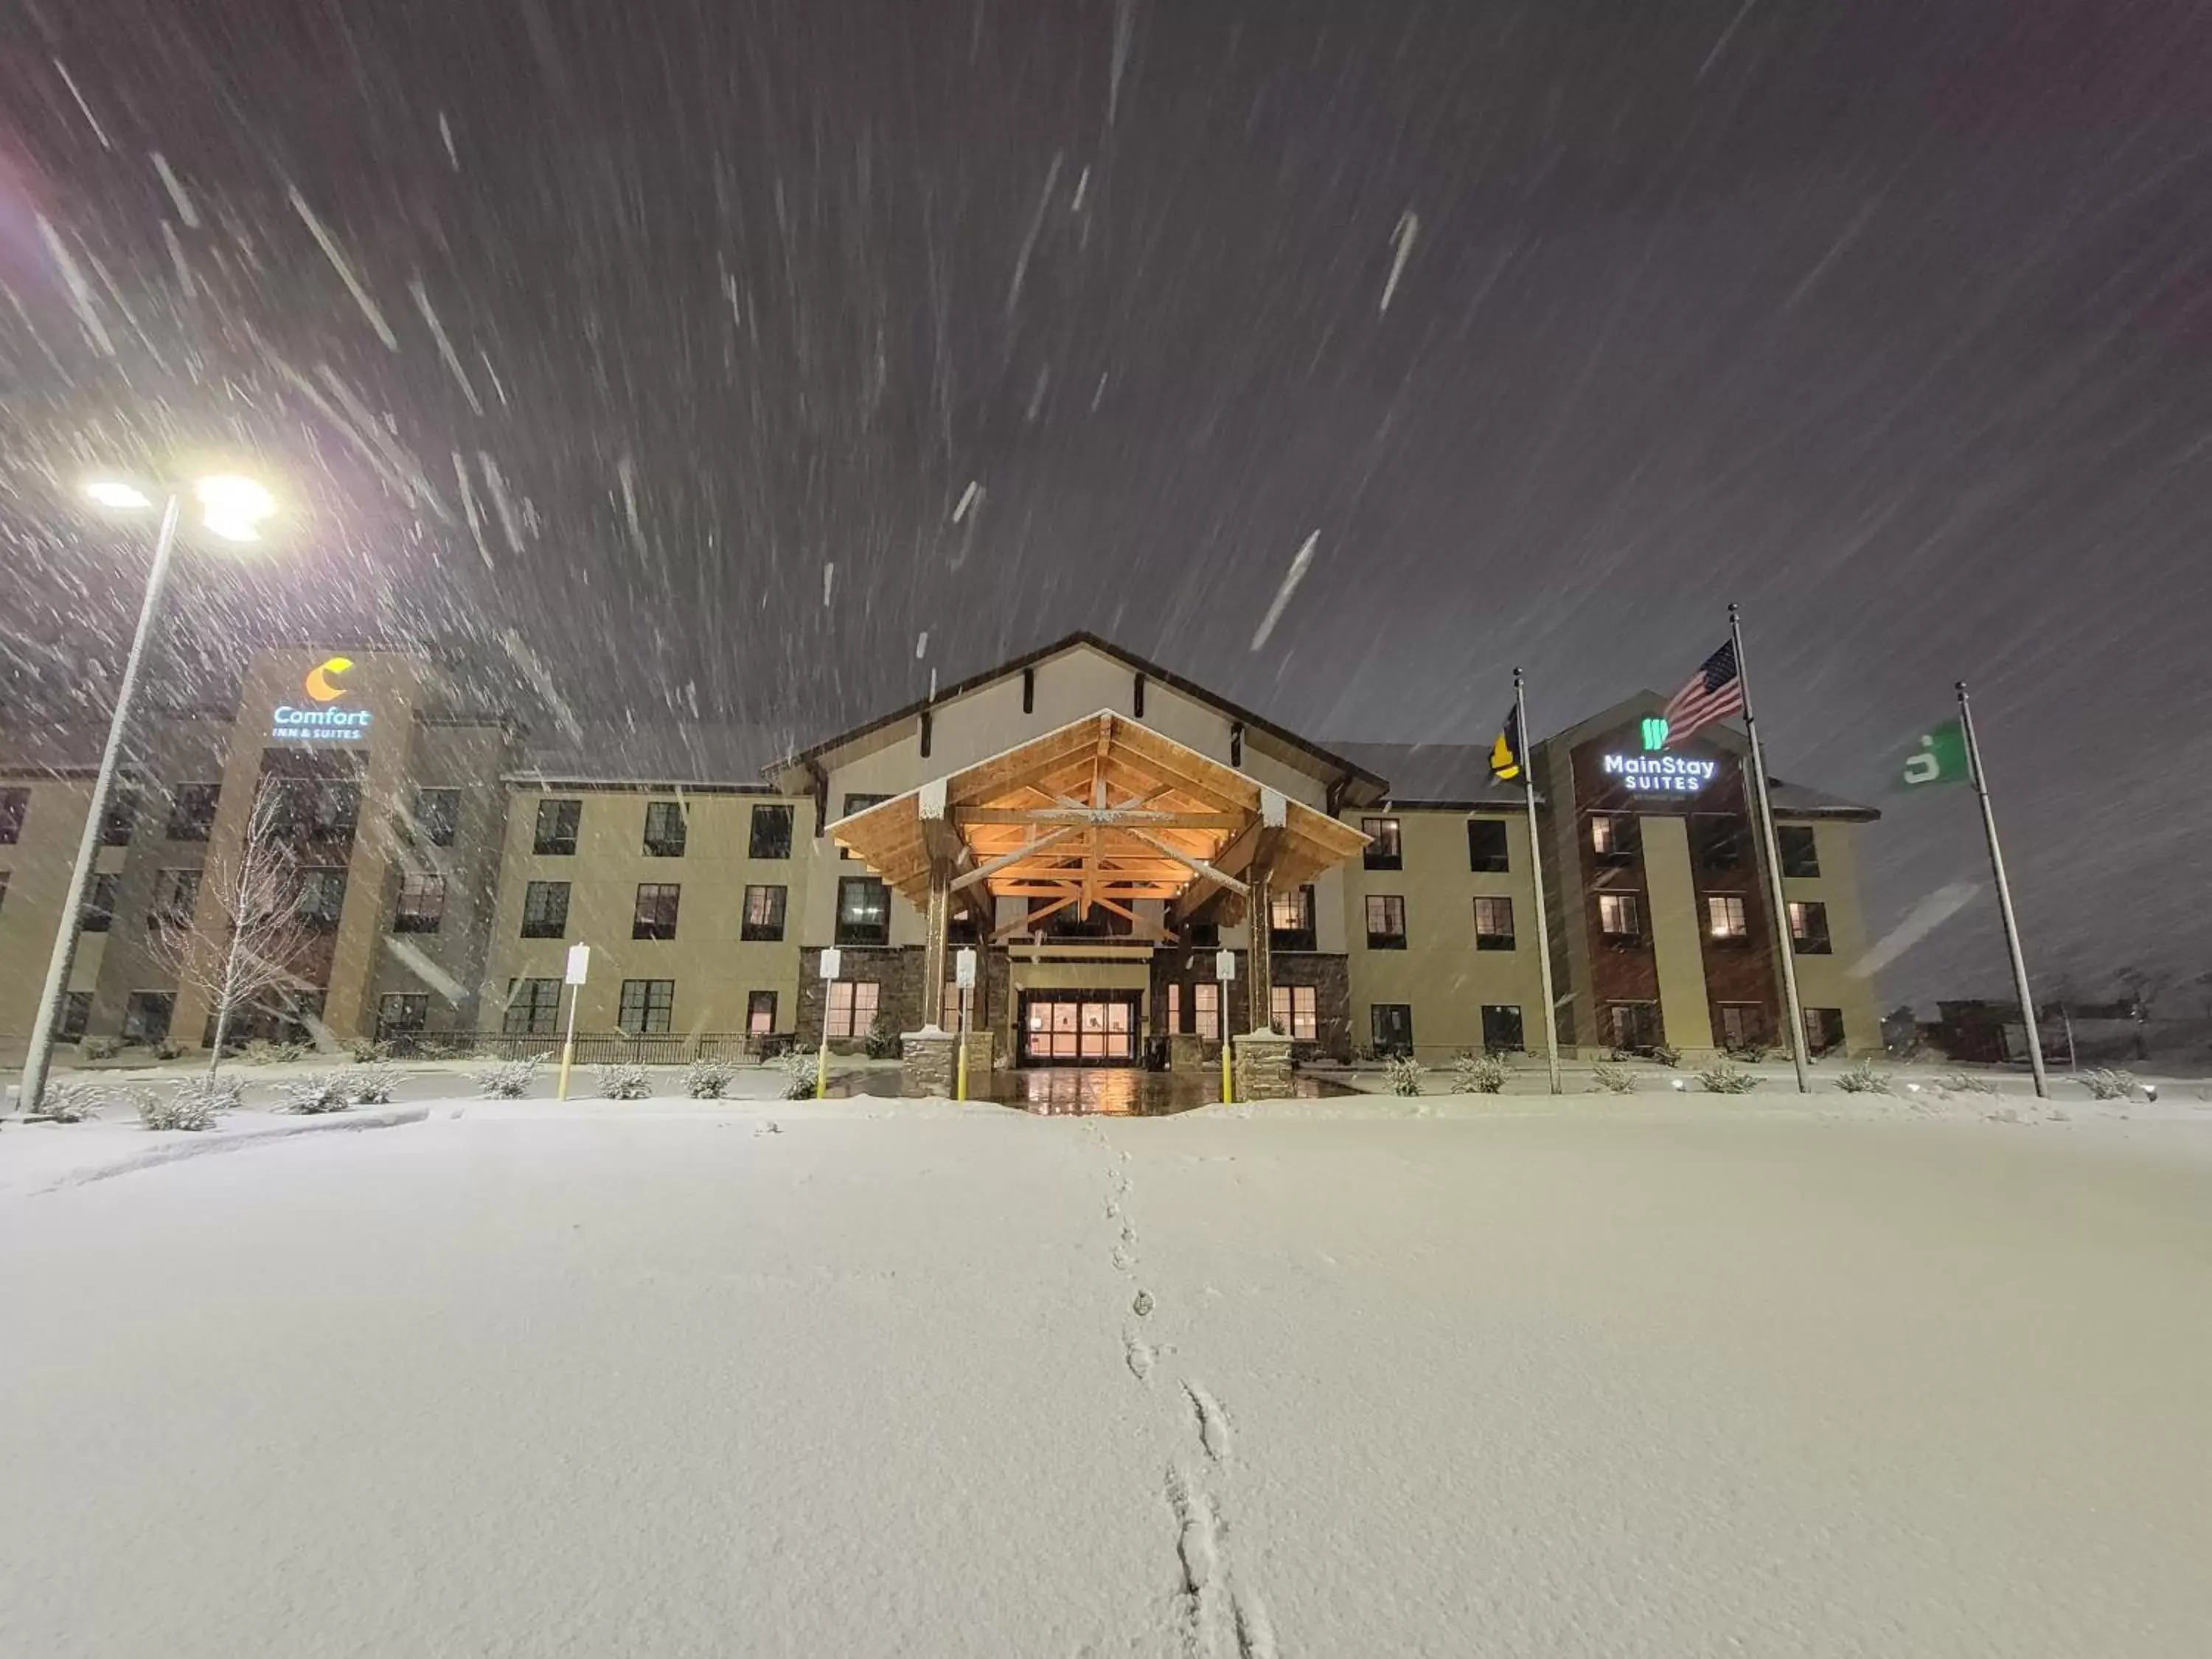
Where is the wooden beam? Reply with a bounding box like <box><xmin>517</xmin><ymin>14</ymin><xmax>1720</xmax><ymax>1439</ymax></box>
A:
<box><xmin>950</xmin><ymin>824</ymin><xmax>1082</xmax><ymax>891</ymax></box>
<box><xmin>991</xmin><ymin>894</ymin><xmax>1071</xmax><ymax>941</ymax></box>
<box><xmin>1127</xmin><ymin>828</ymin><xmax>1250</xmax><ymax>897</ymax></box>
<box><xmin>953</xmin><ymin>807</ymin><xmax>1246</xmax><ymax>830</ymax></box>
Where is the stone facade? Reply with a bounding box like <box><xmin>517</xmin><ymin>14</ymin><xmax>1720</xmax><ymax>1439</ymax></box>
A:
<box><xmin>900</xmin><ymin>1028</ymin><xmax>999</xmax><ymax>1098</ymax></box>
<box><xmin>796</xmin><ymin>945</ymin><xmax>923</xmax><ymax>1052</ymax></box>
<box><xmin>1231</xmin><ymin>1032</ymin><xmax>1295</xmax><ymax>1101</ymax></box>
<box><xmin>1271</xmin><ymin>951</ymin><xmax>1351</xmax><ymax>1061</ymax></box>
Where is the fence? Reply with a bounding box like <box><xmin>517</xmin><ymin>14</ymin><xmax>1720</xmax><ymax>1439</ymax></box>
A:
<box><xmin>379</xmin><ymin>1030</ymin><xmax>790</xmax><ymax>1064</ymax></box>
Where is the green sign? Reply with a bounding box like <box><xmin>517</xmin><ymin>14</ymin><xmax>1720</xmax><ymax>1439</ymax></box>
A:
<box><xmin>1902</xmin><ymin>720</ymin><xmax>1969</xmax><ymax>787</ymax></box>
<box><xmin>1640</xmin><ymin>716</ymin><xmax>1669</xmax><ymax>751</ymax></box>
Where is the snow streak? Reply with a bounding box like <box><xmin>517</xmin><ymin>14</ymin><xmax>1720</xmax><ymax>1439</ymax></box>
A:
<box><xmin>288</xmin><ymin>184</ymin><xmax>400</xmax><ymax>350</ymax></box>
<box><xmin>1249</xmin><ymin>532</ymin><xmax>1318</xmax><ymax>650</ymax></box>
<box><xmin>1380</xmin><ymin>210</ymin><xmax>1419</xmax><ymax>314</ymax></box>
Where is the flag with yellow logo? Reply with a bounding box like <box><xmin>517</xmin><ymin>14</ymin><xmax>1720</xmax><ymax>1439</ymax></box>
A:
<box><xmin>1489</xmin><ymin>705</ymin><xmax>1523</xmax><ymax>783</ymax></box>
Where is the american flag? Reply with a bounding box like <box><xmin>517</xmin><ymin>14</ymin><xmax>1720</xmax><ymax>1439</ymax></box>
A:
<box><xmin>1662</xmin><ymin>641</ymin><xmax>1745</xmax><ymax>745</ymax></box>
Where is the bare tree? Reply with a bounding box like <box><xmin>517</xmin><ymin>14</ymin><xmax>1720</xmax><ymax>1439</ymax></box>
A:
<box><xmin>149</xmin><ymin>779</ymin><xmax>323</xmax><ymax>1077</ymax></box>
<box><xmin>2115</xmin><ymin>966</ymin><xmax>2173</xmax><ymax>1062</ymax></box>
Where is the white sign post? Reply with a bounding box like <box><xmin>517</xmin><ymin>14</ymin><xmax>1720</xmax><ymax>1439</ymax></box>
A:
<box><xmin>1214</xmin><ymin>949</ymin><xmax>1238</xmax><ymax>1105</ymax></box>
<box><xmin>815</xmin><ymin>949</ymin><xmax>841</xmax><ymax>1100</ymax></box>
<box><xmin>953</xmin><ymin>947</ymin><xmax>978</xmax><ymax>1101</ymax></box>
<box><xmin>557</xmin><ymin>944</ymin><xmax>590</xmax><ymax>1101</ymax></box>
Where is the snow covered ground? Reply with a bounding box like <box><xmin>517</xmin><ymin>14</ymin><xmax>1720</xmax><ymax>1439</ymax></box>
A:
<box><xmin>6</xmin><ymin>1085</ymin><xmax>2212</xmax><ymax>1657</ymax></box>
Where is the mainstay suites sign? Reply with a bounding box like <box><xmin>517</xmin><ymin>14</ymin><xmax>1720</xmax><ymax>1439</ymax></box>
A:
<box><xmin>1598</xmin><ymin>752</ymin><xmax>1718</xmax><ymax>794</ymax></box>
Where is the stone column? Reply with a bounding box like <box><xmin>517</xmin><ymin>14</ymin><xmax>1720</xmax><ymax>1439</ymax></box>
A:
<box><xmin>921</xmin><ymin>863</ymin><xmax>950</xmax><ymax>1029</ymax></box>
<box><xmin>1247</xmin><ymin>863</ymin><xmax>1274</xmax><ymax>1035</ymax></box>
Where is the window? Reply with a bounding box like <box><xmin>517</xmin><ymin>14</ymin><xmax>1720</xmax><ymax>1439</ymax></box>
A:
<box><xmin>504</xmin><ymin>978</ymin><xmax>563</xmax><ymax>1036</ymax></box>
<box><xmin>0</xmin><ymin>786</ymin><xmax>27</xmax><ymax>844</ymax></box>
<box><xmin>1229</xmin><ymin>723</ymin><xmax>1243</xmax><ymax>768</ymax></box>
<box><xmin>633</xmin><ymin>883</ymin><xmax>681</xmax><ymax>940</ymax></box>
<box><xmin>1133</xmin><ymin>672</ymin><xmax>1145</xmax><ymax>717</ymax></box>
<box><xmin>1371</xmin><ymin>1003</ymin><xmax>1413</xmax><ymax>1056</ymax></box>
<box><xmin>123</xmin><ymin>990</ymin><xmax>175</xmax><ymax>1045</ymax></box>
<box><xmin>1269</xmin><ymin>884</ymin><xmax>1316</xmax><ymax>952</ymax></box>
<box><xmin>1718</xmin><ymin>1003</ymin><xmax>1767</xmax><ymax>1051</ymax></box>
<box><xmin>296</xmin><ymin>869</ymin><xmax>347</xmax><ymax>931</ymax></box>
<box><xmin>298</xmin><ymin>781</ymin><xmax>359</xmax><ymax>838</ymax></box>
<box><xmin>1482</xmin><ymin>1004</ymin><xmax>1526</xmax><ymax>1053</ymax></box>
<box><xmin>825</xmin><ymin>980</ymin><xmax>880</xmax><ymax>1040</ymax></box>
<box><xmin>835</xmin><ymin>876</ymin><xmax>890</xmax><ymax>945</ymax></box>
<box><xmin>1184</xmin><ymin>920</ymin><xmax>1220</xmax><ymax>949</ymax></box>
<box><xmin>1705</xmin><ymin>894</ymin><xmax>1748</xmax><ymax>940</ymax></box>
<box><xmin>99</xmin><ymin>787</ymin><xmax>138</xmax><ymax>846</ymax></box>
<box><xmin>82</xmin><ymin>872</ymin><xmax>120</xmax><ymax>932</ymax></box>
<box><xmin>1591</xmin><ymin>814</ymin><xmax>1639</xmax><ymax>863</ymax></box>
<box><xmin>618</xmin><ymin>978</ymin><xmax>675</xmax><ymax>1034</ymax></box>
<box><xmin>521</xmin><ymin>880</ymin><xmax>570</xmax><ymax>939</ymax></box>
<box><xmin>1608</xmin><ymin>1001</ymin><xmax>1660</xmax><ymax>1053</ymax></box>
<box><xmin>1778</xmin><ymin>824</ymin><xmax>1821</xmax><ymax>878</ymax></box>
<box><xmin>742</xmin><ymin>883</ymin><xmax>787</xmax><ymax>942</ymax></box>
<box><xmin>940</xmin><ymin>981</ymin><xmax>965</xmax><ymax>1032</ymax></box>
<box><xmin>413</xmin><ymin>787</ymin><xmax>462</xmax><ymax>847</ymax></box>
<box><xmin>1364</xmin><ymin>894</ymin><xmax>1407</xmax><ymax>950</ymax></box>
<box><xmin>919</xmin><ymin>711</ymin><xmax>933</xmax><ymax>758</ymax></box>
<box><xmin>0</xmin><ymin>870</ymin><xmax>7</xmax><ymax>912</ymax></box>
<box><xmin>749</xmin><ymin>803</ymin><xmax>794</xmax><ymax>860</ymax></box>
<box><xmin>1474</xmin><ymin>896</ymin><xmax>1515</xmax><ymax>950</ymax></box>
<box><xmin>151</xmin><ymin>869</ymin><xmax>201</xmax><ymax>928</ymax></box>
<box><xmin>1597</xmin><ymin>891</ymin><xmax>1642</xmax><ymax>942</ymax></box>
<box><xmin>377</xmin><ymin>993</ymin><xmax>428</xmax><ymax>1039</ymax></box>
<box><xmin>61</xmin><ymin>990</ymin><xmax>92</xmax><ymax>1042</ymax></box>
<box><xmin>534</xmin><ymin>798</ymin><xmax>580</xmax><ymax>855</ymax></box>
<box><xmin>1804</xmin><ymin>1006</ymin><xmax>1846</xmax><ymax>1056</ymax></box>
<box><xmin>1270</xmin><ymin>985</ymin><xmax>1318</xmax><ymax>1041</ymax></box>
<box><xmin>1691</xmin><ymin>813</ymin><xmax>1746</xmax><ymax>869</ymax></box>
<box><xmin>1467</xmin><ymin>818</ymin><xmax>1509</xmax><ymax>873</ymax></box>
<box><xmin>393</xmin><ymin>872</ymin><xmax>447</xmax><ymax>933</ymax></box>
<box><xmin>748</xmin><ymin>991</ymin><xmax>778</xmax><ymax>1036</ymax></box>
<box><xmin>1787</xmin><ymin>900</ymin><xmax>1832</xmax><ymax>955</ymax></box>
<box><xmin>1166</xmin><ymin>982</ymin><xmax>1181</xmax><ymax>1034</ymax></box>
<box><xmin>1192</xmin><ymin>982</ymin><xmax>1220</xmax><ymax>1042</ymax></box>
<box><xmin>167</xmin><ymin>782</ymin><xmax>220</xmax><ymax>841</ymax></box>
<box><xmin>1362</xmin><ymin>816</ymin><xmax>1401</xmax><ymax>870</ymax></box>
<box><xmin>839</xmin><ymin>794</ymin><xmax>891</xmax><ymax>858</ymax></box>
<box><xmin>643</xmin><ymin>800</ymin><xmax>688</xmax><ymax>857</ymax></box>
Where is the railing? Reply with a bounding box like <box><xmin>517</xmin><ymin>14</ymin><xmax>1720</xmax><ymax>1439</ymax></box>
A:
<box><xmin>379</xmin><ymin>1030</ymin><xmax>789</xmax><ymax>1062</ymax></box>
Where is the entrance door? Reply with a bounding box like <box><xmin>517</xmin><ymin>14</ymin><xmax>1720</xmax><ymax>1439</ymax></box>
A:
<box><xmin>1020</xmin><ymin>991</ymin><xmax>1140</xmax><ymax>1066</ymax></box>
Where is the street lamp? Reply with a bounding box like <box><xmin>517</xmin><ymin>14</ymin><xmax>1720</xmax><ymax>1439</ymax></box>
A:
<box><xmin>14</xmin><ymin>470</ymin><xmax>277</xmax><ymax>1116</ymax></box>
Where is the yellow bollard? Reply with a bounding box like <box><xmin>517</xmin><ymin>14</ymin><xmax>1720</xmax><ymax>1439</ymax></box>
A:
<box><xmin>955</xmin><ymin>1035</ymin><xmax>969</xmax><ymax>1102</ymax></box>
<box><xmin>814</xmin><ymin>1034</ymin><xmax>830</xmax><ymax>1100</ymax></box>
<box><xmin>557</xmin><ymin>1038</ymin><xmax>575</xmax><ymax>1102</ymax></box>
<box><xmin>1220</xmin><ymin>1040</ymin><xmax>1234</xmax><ymax>1105</ymax></box>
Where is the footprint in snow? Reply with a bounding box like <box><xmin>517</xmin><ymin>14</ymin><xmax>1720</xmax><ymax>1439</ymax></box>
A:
<box><xmin>1133</xmin><ymin>1287</ymin><xmax>1155</xmax><ymax>1318</ymax></box>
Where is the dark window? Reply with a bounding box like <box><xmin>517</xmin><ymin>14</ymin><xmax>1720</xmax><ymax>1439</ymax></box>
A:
<box><xmin>633</xmin><ymin>883</ymin><xmax>681</xmax><ymax>940</ymax></box>
<box><xmin>1133</xmin><ymin>672</ymin><xmax>1146</xmax><ymax>717</ymax></box>
<box><xmin>1718</xmin><ymin>1003</ymin><xmax>1767</xmax><ymax>1051</ymax></box>
<box><xmin>413</xmin><ymin>787</ymin><xmax>462</xmax><ymax>847</ymax></box>
<box><xmin>0</xmin><ymin>786</ymin><xmax>27</xmax><ymax>844</ymax></box>
<box><xmin>748</xmin><ymin>804</ymin><xmax>794</xmax><ymax>860</ymax></box>
<box><xmin>1788</xmin><ymin>900</ymin><xmax>1832</xmax><ymax>954</ymax></box>
<box><xmin>1597</xmin><ymin>891</ymin><xmax>1642</xmax><ymax>944</ymax></box>
<box><xmin>1364</xmin><ymin>894</ymin><xmax>1407</xmax><ymax>949</ymax></box>
<box><xmin>1482</xmin><ymin>1004</ymin><xmax>1526</xmax><ymax>1054</ymax></box>
<box><xmin>919</xmin><ymin>711</ymin><xmax>933</xmax><ymax>758</ymax></box>
<box><xmin>1371</xmin><ymin>1003</ymin><xmax>1413</xmax><ymax>1057</ymax></box>
<box><xmin>393</xmin><ymin>872</ymin><xmax>447</xmax><ymax>933</ymax></box>
<box><xmin>1467</xmin><ymin>818</ymin><xmax>1509</xmax><ymax>873</ymax></box>
<box><xmin>1229</xmin><ymin>723</ymin><xmax>1243</xmax><ymax>768</ymax></box>
<box><xmin>742</xmin><ymin>883</ymin><xmax>787</xmax><ymax>942</ymax></box>
<box><xmin>1691</xmin><ymin>813</ymin><xmax>1746</xmax><ymax>870</ymax></box>
<box><xmin>618</xmin><ymin>978</ymin><xmax>675</xmax><ymax>1034</ymax></box>
<box><xmin>296</xmin><ymin>869</ymin><xmax>347</xmax><ymax>931</ymax></box>
<box><xmin>1031</xmin><ymin>895</ymin><xmax>1131</xmax><ymax>939</ymax></box>
<box><xmin>1269</xmin><ymin>884</ymin><xmax>1316</xmax><ymax>953</ymax></box>
<box><xmin>504</xmin><ymin>978</ymin><xmax>563</xmax><ymax>1036</ymax></box>
<box><xmin>1804</xmin><ymin>1006</ymin><xmax>1846</xmax><ymax>1056</ymax></box>
<box><xmin>377</xmin><ymin>994</ymin><xmax>428</xmax><ymax>1039</ymax></box>
<box><xmin>0</xmin><ymin>869</ymin><xmax>7</xmax><ymax>912</ymax></box>
<box><xmin>277</xmin><ymin>779</ymin><xmax>359</xmax><ymax>840</ymax></box>
<box><xmin>82</xmin><ymin>872</ymin><xmax>120</xmax><ymax>932</ymax></box>
<box><xmin>123</xmin><ymin>990</ymin><xmax>175</xmax><ymax>1045</ymax></box>
<box><xmin>99</xmin><ymin>787</ymin><xmax>138</xmax><ymax>846</ymax></box>
<box><xmin>1021</xmin><ymin>667</ymin><xmax>1035</xmax><ymax>713</ymax></box>
<box><xmin>151</xmin><ymin>868</ymin><xmax>201</xmax><ymax>928</ymax></box>
<box><xmin>1183</xmin><ymin>920</ymin><xmax>1220</xmax><ymax>949</ymax></box>
<box><xmin>1474</xmin><ymin>895</ymin><xmax>1515</xmax><ymax>950</ymax></box>
<box><xmin>521</xmin><ymin>880</ymin><xmax>570</xmax><ymax>939</ymax></box>
<box><xmin>643</xmin><ymin>799</ymin><xmax>688</xmax><ymax>858</ymax></box>
<box><xmin>61</xmin><ymin>990</ymin><xmax>92</xmax><ymax>1042</ymax></box>
<box><xmin>747</xmin><ymin>990</ymin><xmax>778</xmax><ymax>1036</ymax></box>
<box><xmin>1778</xmin><ymin>824</ymin><xmax>1821</xmax><ymax>878</ymax></box>
<box><xmin>838</xmin><ymin>794</ymin><xmax>891</xmax><ymax>859</ymax></box>
<box><xmin>534</xmin><ymin>798</ymin><xmax>581</xmax><ymax>855</ymax></box>
<box><xmin>1591</xmin><ymin>814</ymin><xmax>1640</xmax><ymax>865</ymax></box>
<box><xmin>835</xmin><ymin>876</ymin><xmax>891</xmax><ymax>946</ymax></box>
<box><xmin>1608</xmin><ymin>1002</ymin><xmax>1660</xmax><ymax>1053</ymax></box>
<box><xmin>1362</xmin><ymin>817</ymin><xmax>1402</xmax><ymax>870</ymax></box>
<box><xmin>166</xmin><ymin>783</ymin><xmax>220</xmax><ymax>841</ymax></box>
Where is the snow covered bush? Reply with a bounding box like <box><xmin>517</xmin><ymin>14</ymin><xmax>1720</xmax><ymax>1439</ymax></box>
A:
<box><xmin>344</xmin><ymin>1037</ymin><xmax>391</xmax><ymax>1062</ymax></box>
<box><xmin>1695</xmin><ymin>1060</ymin><xmax>1758</xmax><ymax>1095</ymax></box>
<box><xmin>779</xmin><ymin>1051</ymin><xmax>819</xmax><ymax>1100</ymax></box>
<box><xmin>475</xmin><ymin>1056</ymin><xmax>543</xmax><ymax>1099</ymax></box>
<box><xmin>38</xmin><ymin>1082</ymin><xmax>106</xmax><ymax>1123</ymax></box>
<box><xmin>598</xmin><ymin>1062</ymin><xmax>653</xmax><ymax>1100</ymax></box>
<box><xmin>1452</xmin><ymin>1053</ymin><xmax>1511</xmax><ymax>1094</ymax></box>
<box><xmin>79</xmin><ymin>1036</ymin><xmax>120</xmax><ymax>1061</ymax></box>
<box><xmin>863</xmin><ymin>1015</ymin><xmax>902</xmax><ymax>1060</ymax></box>
<box><xmin>1835</xmin><ymin>1060</ymin><xmax>1893</xmax><ymax>1095</ymax></box>
<box><xmin>281</xmin><ymin>1071</ymin><xmax>352</xmax><ymax>1114</ymax></box>
<box><xmin>1382</xmin><ymin>1054</ymin><xmax>1424</xmax><ymax>1096</ymax></box>
<box><xmin>139</xmin><ymin>1085</ymin><xmax>216</xmax><ymax>1132</ymax></box>
<box><xmin>1725</xmin><ymin>1041</ymin><xmax>1775</xmax><ymax>1063</ymax></box>
<box><xmin>2080</xmin><ymin>1068</ymin><xmax>2141</xmax><ymax>1102</ymax></box>
<box><xmin>347</xmin><ymin>1062</ymin><xmax>402</xmax><ymax>1105</ymax></box>
<box><xmin>154</xmin><ymin>1037</ymin><xmax>189</xmax><ymax>1061</ymax></box>
<box><xmin>1936</xmin><ymin>1071</ymin><xmax>1998</xmax><ymax>1097</ymax></box>
<box><xmin>1590</xmin><ymin>1062</ymin><xmax>1636</xmax><ymax>1094</ymax></box>
<box><xmin>173</xmin><ymin>1076</ymin><xmax>246</xmax><ymax>1118</ymax></box>
<box><xmin>684</xmin><ymin>1056</ymin><xmax>737</xmax><ymax>1099</ymax></box>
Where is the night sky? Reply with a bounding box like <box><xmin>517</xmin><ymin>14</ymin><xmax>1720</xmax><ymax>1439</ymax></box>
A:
<box><xmin>1</xmin><ymin>0</ymin><xmax>2208</xmax><ymax>1008</ymax></box>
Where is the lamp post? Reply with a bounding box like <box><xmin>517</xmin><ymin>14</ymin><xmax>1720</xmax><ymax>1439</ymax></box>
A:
<box><xmin>15</xmin><ymin>473</ymin><xmax>276</xmax><ymax>1117</ymax></box>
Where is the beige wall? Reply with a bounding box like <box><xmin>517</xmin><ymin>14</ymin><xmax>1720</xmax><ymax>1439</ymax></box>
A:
<box><xmin>1782</xmin><ymin>818</ymin><xmax>1881</xmax><ymax>1054</ymax></box>
<box><xmin>1640</xmin><ymin>815</ymin><xmax>1717</xmax><ymax>1051</ymax></box>
<box><xmin>0</xmin><ymin>777</ymin><xmax>101</xmax><ymax>1053</ymax></box>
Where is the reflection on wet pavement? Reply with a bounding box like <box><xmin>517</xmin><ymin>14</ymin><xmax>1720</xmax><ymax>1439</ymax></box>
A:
<box><xmin>829</xmin><ymin>1067</ymin><xmax>1358</xmax><ymax>1116</ymax></box>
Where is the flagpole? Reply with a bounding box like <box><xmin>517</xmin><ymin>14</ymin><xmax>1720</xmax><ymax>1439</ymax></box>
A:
<box><xmin>1728</xmin><ymin>604</ymin><xmax>1811</xmax><ymax>1093</ymax></box>
<box><xmin>1955</xmin><ymin>681</ymin><xmax>2050</xmax><ymax>1099</ymax></box>
<box><xmin>1514</xmin><ymin>669</ymin><xmax>1562</xmax><ymax>1093</ymax></box>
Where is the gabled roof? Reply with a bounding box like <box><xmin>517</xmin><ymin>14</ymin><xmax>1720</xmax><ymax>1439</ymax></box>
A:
<box><xmin>763</xmin><ymin>631</ymin><xmax>1388</xmax><ymax>795</ymax></box>
<box><xmin>1326</xmin><ymin>742</ymin><xmax>1531</xmax><ymax>810</ymax></box>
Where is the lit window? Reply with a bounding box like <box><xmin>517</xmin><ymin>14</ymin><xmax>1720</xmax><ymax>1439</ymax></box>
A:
<box><xmin>742</xmin><ymin>883</ymin><xmax>787</xmax><ymax>942</ymax></box>
<box><xmin>1718</xmin><ymin>1004</ymin><xmax>1766</xmax><ymax>1051</ymax></box>
<box><xmin>1364</xmin><ymin>894</ymin><xmax>1407</xmax><ymax>949</ymax></box>
<box><xmin>825</xmin><ymin>980</ymin><xmax>881</xmax><ymax>1040</ymax></box>
<box><xmin>835</xmin><ymin>877</ymin><xmax>890</xmax><ymax>945</ymax></box>
<box><xmin>1193</xmin><ymin>982</ymin><xmax>1220</xmax><ymax>1041</ymax></box>
<box><xmin>1706</xmin><ymin>894</ymin><xmax>1748</xmax><ymax>939</ymax></box>
<box><xmin>633</xmin><ymin>883</ymin><xmax>681</xmax><ymax>940</ymax></box>
<box><xmin>1598</xmin><ymin>891</ymin><xmax>1641</xmax><ymax>939</ymax></box>
<box><xmin>1269</xmin><ymin>984</ymin><xmax>1318</xmax><ymax>1040</ymax></box>
<box><xmin>748</xmin><ymin>991</ymin><xmax>777</xmax><ymax>1035</ymax></box>
<box><xmin>1474</xmin><ymin>895</ymin><xmax>1514</xmax><ymax>950</ymax></box>
<box><xmin>1166</xmin><ymin>982</ymin><xmax>1181</xmax><ymax>1034</ymax></box>
<box><xmin>1787</xmin><ymin>900</ymin><xmax>1832</xmax><ymax>954</ymax></box>
<box><xmin>1361</xmin><ymin>817</ymin><xmax>1402</xmax><ymax>871</ymax></box>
